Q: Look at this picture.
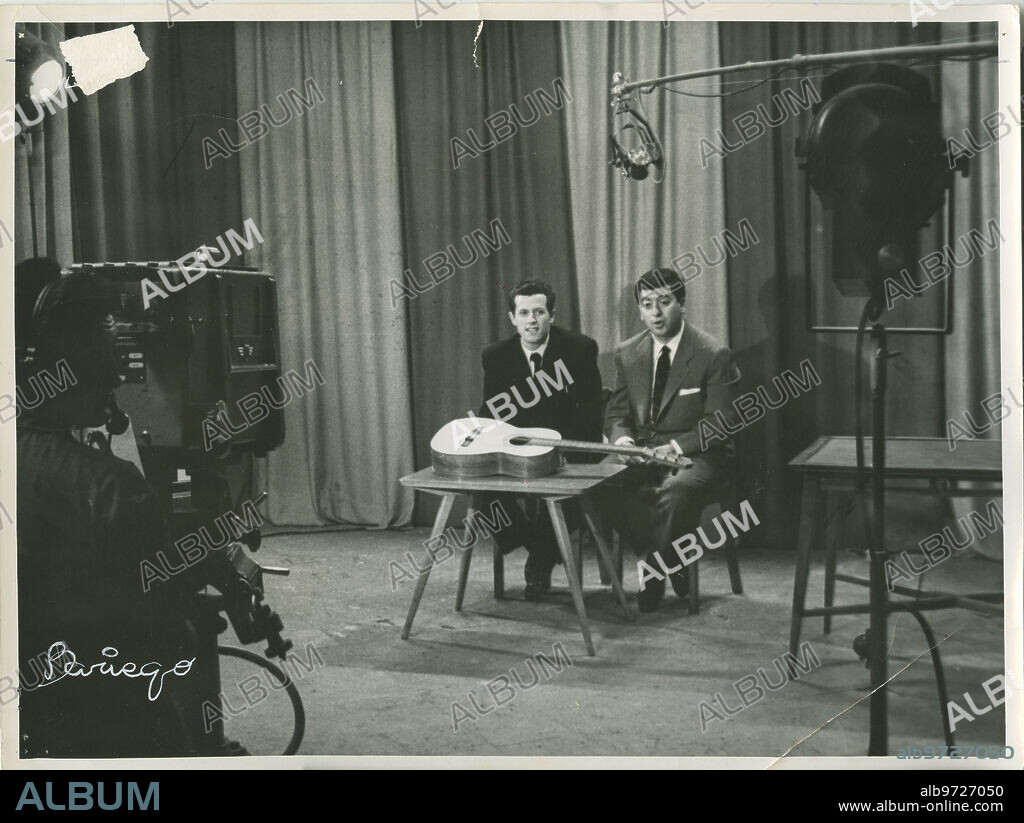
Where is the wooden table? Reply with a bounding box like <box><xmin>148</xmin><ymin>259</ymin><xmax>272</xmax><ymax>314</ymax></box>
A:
<box><xmin>787</xmin><ymin>436</ymin><xmax>1003</xmax><ymax>657</ymax></box>
<box><xmin>399</xmin><ymin>463</ymin><xmax>633</xmax><ymax>656</ymax></box>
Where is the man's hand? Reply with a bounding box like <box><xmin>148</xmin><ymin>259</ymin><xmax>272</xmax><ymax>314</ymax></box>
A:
<box><xmin>650</xmin><ymin>445</ymin><xmax>678</xmax><ymax>463</ymax></box>
<box><xmin>614</xmin><ymin>436</ymin><xmax>645</xmax><ymax>466</ymax></box>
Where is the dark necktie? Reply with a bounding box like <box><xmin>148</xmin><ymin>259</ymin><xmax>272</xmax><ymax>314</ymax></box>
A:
<box><xmin>651</xmin><ymin>345</ymin><xmax>671</xmax><ymax>421</ymax></box>
<box><xmin>529</xmin><ymin>352</ymin><xmax>542</xmax><ymax>376</ymax></box>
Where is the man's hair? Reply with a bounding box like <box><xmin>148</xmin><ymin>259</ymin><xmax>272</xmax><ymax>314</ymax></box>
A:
<box><xmin>28</xmin><ymin>272</ymin><xmax>119</xmax><ymax>385</ymax></box>
<box><xmin>18</xmin><ymin>271</ymin><xmax>121</xmax><ymax>425</ymax></box>
<box><xmin>634</xmin><ymin>268</ymin><xmax>686</xmax><ymax>305</ymax></box>
<box><xmin>31</xmin><ymin>272</ymin><xmax>118</xmax><ymax>346</ymax></box>
<box><xmin>508</xmin><ymin>280</ymin><xmax>556</xmax><ymax>314</ymax></box>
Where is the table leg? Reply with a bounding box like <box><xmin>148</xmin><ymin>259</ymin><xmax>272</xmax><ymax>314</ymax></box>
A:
<box><xmin>575</xmin><ymin>530</ymin><xmax>584</xmax><ymax>587</ymax></box>
<box><xmin>597</xmin><ymin>527</ymin><xmax>611</xmax><ymax>585</ymax></box>
<box><xmin>788</xmin><ymin>476</ymin><xmax>820</xmax><ymax>664</ymax></box>
<box><xmin>616</xmin><ymin>534</ymin><xmax>623</xmax><ymax>582</ymax></box>
<box><xmin>546</xmin><ymin>498</ymin><xmax>596</xmax><ymax>656</ymax></box>
<box><xmin>580</xmin><ymin>495</ymin><xmax>634</xmax><ymax>620</ymax></box>
<box><xmin>823</xmin><ymin>490</ymin><xmax>837</xmax><ymax>634</ymax></box>
<box><xmin>493</xmin><ymin>534</ymin><xmax>505</xmax><ymax>600</ymax></box>
<box><xmin>455</xmin><ymin>506</ymin><xmax>474</xmax><ymax>612</ymax></box>
<box><xmin>402</xmin><ymin>493</ymin><xmax>456</xmax><ymax>640</ymax></box>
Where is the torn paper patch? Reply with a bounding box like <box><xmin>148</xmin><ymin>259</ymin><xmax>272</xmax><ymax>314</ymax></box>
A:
<box><xmin>58</xmin><ymin>25</ymin><xmax>149</xmax><ymax>96</ymax></box>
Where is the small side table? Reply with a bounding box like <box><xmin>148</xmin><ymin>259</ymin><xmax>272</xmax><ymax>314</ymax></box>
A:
<box><xmin>399</xmin><ymin>463</ymin><xmax>634</xmax><ymax>656</ymax></box>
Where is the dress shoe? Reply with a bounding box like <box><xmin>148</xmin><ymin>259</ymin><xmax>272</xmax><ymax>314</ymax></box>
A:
<box><xmin>668</xmin><ymin>564</ymin><xmax>690</xmax><ymax>600</ymax></box>
<box><xmin>635</xmin><ymin>552</ymin><xmax>666</xmax><ymax>612</ymax></box>
<box><xmin>524</xmin><ymin>551</ymin><xmax>555</xmax><ymax>601</ymax></box>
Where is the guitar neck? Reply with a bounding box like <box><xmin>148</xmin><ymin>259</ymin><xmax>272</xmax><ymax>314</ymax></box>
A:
<box><xmin>517</xmin><ymin>436</ymin><xmax>653</xmax><ymax>460</ymax></box>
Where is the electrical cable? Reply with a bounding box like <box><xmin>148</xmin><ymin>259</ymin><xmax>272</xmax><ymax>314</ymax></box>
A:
<box><xmin>651</xmin><ymin>50</ymin><xmax>992</xmax><ymax>101</ymax></box>
<box><xmin>903</xmin><ymin>609</ymin><xmax>956</xmax><ymax>746</ymax></box>
<box><xmin>659</xmin><ymin>66</ymin><xmax>790</xmax><ymax>98</ymax></box>
<box><xmin>218</xmin><ymin>644</ymin><xmax>305</xmax><ymax>756</ymax></box>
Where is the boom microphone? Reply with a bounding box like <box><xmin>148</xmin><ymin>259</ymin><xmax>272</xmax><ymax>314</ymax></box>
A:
<box><xmin>609</xmin><ymin>72</ymin><xmax>665</xmax><ymax>182</ymax></box>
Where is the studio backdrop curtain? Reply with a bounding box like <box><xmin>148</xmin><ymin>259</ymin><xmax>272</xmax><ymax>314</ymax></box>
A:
<box><xmin>559</xmin><ymin>21</ymin><xmax>728</xmax><ymax>377</ymax></box>
<box><xmin>937</xmin><ymin>22</ymin><xmax>1002</xmax><ymax>561</ymax></box>
<box><xmin>63</xmin><ymin>22</ymin><xmax>243</xmax><ymax>265</ymax></box>
<box><xmin>14</xmin><ymin>23</ymin><xmax>74</xmax><ymax>266</ymax></box>
<box><xmin>392</xmin><ymin>21</ymin><xmax>582</xmax><ymax>519</ymax></box>
<box><xmin>234</xmin><ymin>22</ymin><xmax>416</xmax><ymax>527</ymax></box>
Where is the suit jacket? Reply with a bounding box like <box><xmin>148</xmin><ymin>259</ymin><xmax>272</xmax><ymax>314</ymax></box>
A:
<box><xmin>479</xmin><ymin>325</ymin><xmax>603</xmax><ymax>446</ymax></box>
<box><xmin>605</xmin><ymin>323</ymin><xmax>742</xmax><ymax>458</ymax></box>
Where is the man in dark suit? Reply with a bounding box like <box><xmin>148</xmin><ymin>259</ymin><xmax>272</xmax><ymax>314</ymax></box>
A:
<box><xmin>603</xmin><ymin>268</ymin><xmax>742</xmax><ymax>612</ymax></box>
<box><xmin>475</xmin><ymin>280</ymin><xmax>603</xmax><ymax>600</ymax></box>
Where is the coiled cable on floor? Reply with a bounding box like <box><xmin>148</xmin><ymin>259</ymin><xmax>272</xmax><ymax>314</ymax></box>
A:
<box><xmin>219</xmin><ymin>644</ymin><xmax>306</xmax><ymax>756</ymax></box>
<box><xmin>902</xmin><ymin>608</ymin><xmax>955</xmax><ymax>747</ymax></box>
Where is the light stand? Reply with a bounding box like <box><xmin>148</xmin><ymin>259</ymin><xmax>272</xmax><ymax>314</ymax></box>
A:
<box><xmin>798</xmin><ymin>71</ymin><xmax>1004</xmax><ymax>755</ymax></box>
<box><xmin>868</xmin><ymin>317</ymin><xmax>894</xmax><ymax>754</ymax></box>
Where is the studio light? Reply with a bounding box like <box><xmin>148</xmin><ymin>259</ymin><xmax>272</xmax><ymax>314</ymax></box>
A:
<box><xmin>798</xmin><ymin>64</ymin><xmax>952</xmax><ymax>307</ymax></box>
<box><xmin>15</xmin><ymin>27</ymin><xmax>70</xmax><ymax>115</ymax></box>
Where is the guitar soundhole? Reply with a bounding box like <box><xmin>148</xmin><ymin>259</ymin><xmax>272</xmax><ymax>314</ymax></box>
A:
<box><xmin>507</xmin><ymin>436</ymin><xmax>528</xmax><ymax>446</ymax></box>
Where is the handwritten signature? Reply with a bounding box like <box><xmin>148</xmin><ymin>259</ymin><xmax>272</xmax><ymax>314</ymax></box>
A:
<box><xmin>39</xmin><ymin>641</ymin><xmax>195</xmax><ymax>701</ymax></box>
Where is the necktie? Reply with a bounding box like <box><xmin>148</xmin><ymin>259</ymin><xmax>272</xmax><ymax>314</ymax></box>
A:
<box><xmin>529</xmin><ymin>352</ymin><xmax>542</xmax><ymax>376</ymax></box>
<box><xmin>651</xmin><ymin>345</ymin><xmax>671</xmax><ymax>421</ymax></box>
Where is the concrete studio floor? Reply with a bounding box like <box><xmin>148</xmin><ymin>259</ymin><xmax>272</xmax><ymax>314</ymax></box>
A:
<box><xmin>220</xmin><ymin>527</ymin><xmax>1006</xmax><ymax>760</ymax></box>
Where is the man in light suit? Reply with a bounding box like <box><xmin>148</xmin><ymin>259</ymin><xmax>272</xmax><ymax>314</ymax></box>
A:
<box><xmin>603</xmin><ymin>268</ymin><xmax>742</xmax><ymax>612</ymax></box>
<box><xmin>475</xmin><ymin>280</ymin><xmax>603</xmax><ymax>600</ymax></box>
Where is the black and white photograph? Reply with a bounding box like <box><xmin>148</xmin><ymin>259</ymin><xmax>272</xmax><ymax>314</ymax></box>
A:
<box><xmin>0</xmin><ymin>1</ymin><xmax>1020</xmax><ymax>775</ymax></box>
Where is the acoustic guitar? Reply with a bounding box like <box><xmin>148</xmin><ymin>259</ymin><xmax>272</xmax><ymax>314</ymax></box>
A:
<box><xmin>430</xmin><ymin>418</ymin><xmax>692</xmax><ymax>479</ymax></box>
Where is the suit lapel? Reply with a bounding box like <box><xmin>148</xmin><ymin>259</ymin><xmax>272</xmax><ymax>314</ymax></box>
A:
<box><xmin>509</xmin><ymin>335</ymin><xmax>532</xmax><ymax>380</ymax></box>
<box><xmin>654</xmin><ymin>323</ymin><xmax>697</xmax><ymax>423</ymax></box>
<box><xmin>541</xmin><ymin>327</ymin><xmax>562</xmax><ymax>375</ymax></box>
<box><xmin>624</xmin><ymin>333</ymin><xmax>654</xmax><ymax>424</ymax></box>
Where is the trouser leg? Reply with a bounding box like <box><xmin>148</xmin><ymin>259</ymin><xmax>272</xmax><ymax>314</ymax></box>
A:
<box><xmin>600</xmin><ymin>457</ymin><xmax>725</xmax><ymax>558</ymax></box>
<box><xmin>471</xmin><ymin>492</ymin><xmax>530</xmax><ymax>555</ymax></box>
